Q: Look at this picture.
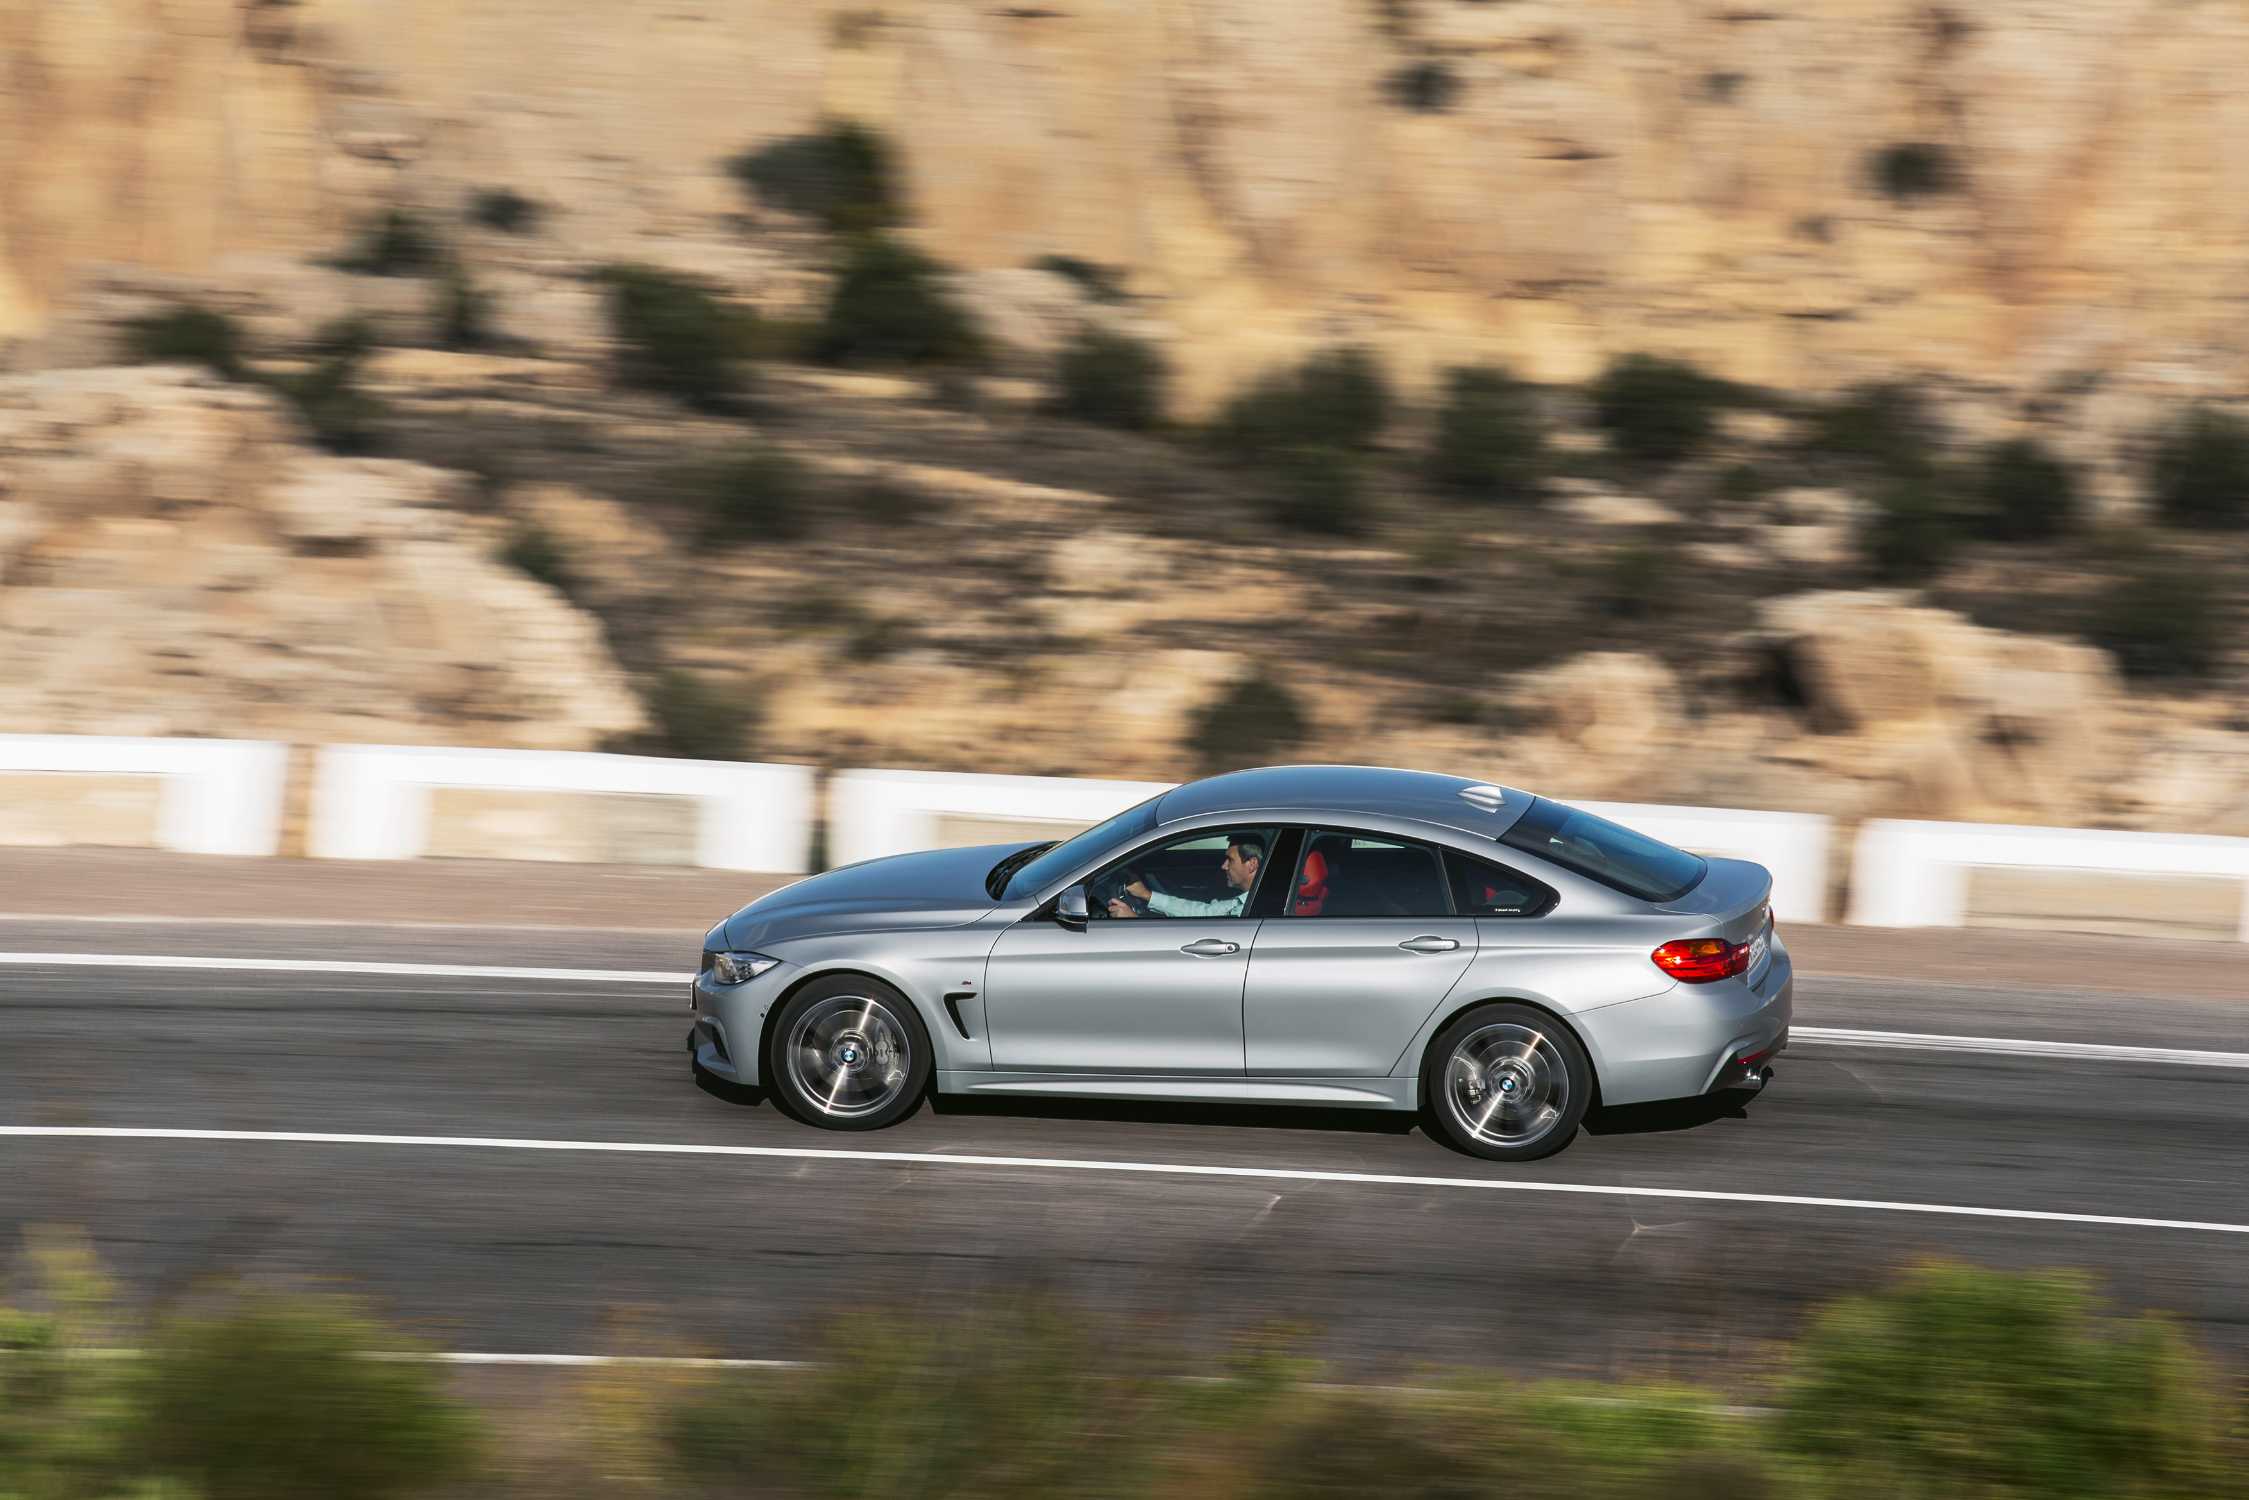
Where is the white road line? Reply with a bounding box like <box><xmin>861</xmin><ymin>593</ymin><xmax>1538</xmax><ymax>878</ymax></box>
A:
<box><xmin>0</xmin><ymin>953</ymin><xmax>685</xmax><ymax>985</ymax></box>
<box><xmin>1793</xmin><ymin>1026</ymin><xmax>2249</xmax><ymax>1069</ymax></box>
<box><xmin>3</xmin><ymin>1126</ymin><xmax>2243</xmax><ymax>1236</ymax></box>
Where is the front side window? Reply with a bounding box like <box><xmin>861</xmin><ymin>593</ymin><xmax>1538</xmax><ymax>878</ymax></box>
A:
<box><xmin>1499</xmin><ymin>797</ymin><xmax>1705</xmax><ymax>903</ymax></box>
<box><xmin>1286</xmin><ymin>831</ymin><xmax>1453</xmax><ymax>919</ymax></box>
<box><xmin>1088</xmin><ymin>827</ymin><xmax>1277</xmax><ymax>920</ymax></box>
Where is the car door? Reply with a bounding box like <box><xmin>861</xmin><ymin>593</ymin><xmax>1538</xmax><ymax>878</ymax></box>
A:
<box><xmin>983</xmin><ymin>827</ymin><xmax>1277</xmax><ymax>1075</ymax></box>
<box><xmin>1244</xmin><ymin>828</ymin><xmax>1477</xmax><ymax>1076</ymax></box>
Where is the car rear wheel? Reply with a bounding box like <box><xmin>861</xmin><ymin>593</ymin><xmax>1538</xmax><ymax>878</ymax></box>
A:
<box><xmin>766</xmin><ymin>976</ymin><xmax>931</xmax><ymax>1131</ymax></box>
<box><xmin>1423</xmin><ymin>1002</ymin><xmax>1591</xmax><ymax>1162</ymax></box>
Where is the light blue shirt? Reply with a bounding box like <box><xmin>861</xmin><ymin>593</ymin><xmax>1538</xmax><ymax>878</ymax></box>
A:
<box><xmin>1147</xmin><ymin>887</ymin><xmax>1247</xmax><ymax>918</ymax></box>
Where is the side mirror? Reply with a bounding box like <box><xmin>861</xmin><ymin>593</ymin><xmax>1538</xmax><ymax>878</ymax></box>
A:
<box><xmin>1055</xmin><ymin>884</ymin><xmax>1090</xmax><ymax>928</ymax></box>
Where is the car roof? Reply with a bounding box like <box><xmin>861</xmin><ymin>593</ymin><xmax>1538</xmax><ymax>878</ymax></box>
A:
<box><xmin>1154</xmin><ymin>764</ymin><xmax>1533</xmax><ymax>840</ymax></box>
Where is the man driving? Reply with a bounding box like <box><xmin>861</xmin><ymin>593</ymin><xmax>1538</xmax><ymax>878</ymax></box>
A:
<box><xmin>1108</xmin><ymin>833</ymin><xmax>1264</xmax><ymax>918</ymax></box>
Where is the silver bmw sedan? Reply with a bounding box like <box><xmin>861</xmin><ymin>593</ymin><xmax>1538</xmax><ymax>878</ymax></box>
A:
<box><xmin>687</xmin><ymin>765</ymin><xmax>1792</xmax><ymax>1161</ymax></box>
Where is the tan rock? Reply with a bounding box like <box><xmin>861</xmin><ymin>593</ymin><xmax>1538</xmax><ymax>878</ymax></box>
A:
<box><xmin>1508</xmin><ymin>652</ymin><xmax>1681</xmax><ymax>772</ymax></box>
<box><xmin>1552</xmin><ymin>491</ymin><xmax>1681</xmax><ymax>528</ymax></box>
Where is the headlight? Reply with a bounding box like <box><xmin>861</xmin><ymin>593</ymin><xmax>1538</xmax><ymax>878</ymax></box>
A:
<box><xmin>707</xmin><ymin>950</ymin><xmax>780</xmax><ymax>986</ymax></box>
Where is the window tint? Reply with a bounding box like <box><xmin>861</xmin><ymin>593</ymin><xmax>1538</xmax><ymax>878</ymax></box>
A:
<box><xmin>1001</xmin><ymin>794</ymin><xmax>1162</xmax><ymax>900</ymax></box>
<box><xmin>1499</xmin><ymin>797</ymin><xmax>1705</xmax><ymax>903</ymax></box>
<box><xmin>1087</xmin><ymin>826</ymin><xmax>1276</xmax><ymax>920</ymax></box>
<box><xmin>1445</xmin><ymin>850</ymin><xmax>1556</xmax><ymax>918</ymax></box>
<box><xmin>1287</xmin><ymin>831</ymin><xmax>1452</xmax><ymax>918</ymax></box>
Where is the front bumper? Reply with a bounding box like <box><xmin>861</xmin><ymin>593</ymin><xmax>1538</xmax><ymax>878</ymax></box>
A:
<box><xmin>1576</xmin><ymin>938</ymin><xmax>1795</xmax><ymax>1107</ymax></box>
<box><xmin>685</xmin><ymin>960</ymin><xmax>795</xmax><ymax>1088</ymax></box>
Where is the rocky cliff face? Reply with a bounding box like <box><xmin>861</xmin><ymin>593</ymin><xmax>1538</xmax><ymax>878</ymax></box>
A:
<box><xmin>6</xmin><ymin>1</ymin><xmax>2249</xmax><ymax>409</ymax></box>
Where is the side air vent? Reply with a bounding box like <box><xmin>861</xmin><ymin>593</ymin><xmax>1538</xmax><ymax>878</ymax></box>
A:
<box><xmin>1457</xmin><ymin>784</ymin><xmax>1508</xmax><ymax>814</ymax></box>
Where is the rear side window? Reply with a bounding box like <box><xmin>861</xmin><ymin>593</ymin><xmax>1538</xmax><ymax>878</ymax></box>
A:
<box><xmin>1499</xmin><ymin>798</ymin><xmax>1705</xmax><ymax>903</ymax></box>
<box><xmin>1445</xmin><ymin>850</ymin><xmax>1557</xmax><ymax>918</ymax></box>
<box><xmin>1288</xmin><ymin>831</ymin><xmax>1453</xmax><ymax>918</ymax></box>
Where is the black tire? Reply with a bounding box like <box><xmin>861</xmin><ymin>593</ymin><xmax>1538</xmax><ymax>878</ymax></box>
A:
<box><xmin>1422</xmin><ymin>1002</ymin><xmax>1592</xmax><ymax>1162</ymax></box>
<box><xmin>764</xmin><ymin>975</ymin><xmax>932</xmax><ymax>1131</ymax></box>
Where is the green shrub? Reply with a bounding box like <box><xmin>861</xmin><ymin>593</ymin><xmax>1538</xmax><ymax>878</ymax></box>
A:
<box><xmin>2148</xmin><ymin>405</ymin><xmax>2249</xmax><ymax>530</ymax></box>
<box><xmin>134</xmin><ymin>1296</ymin><xmax>481</xmax><ymax>1500</ymax></box>
<box><xmin>0</xmin><ymin>1234</ymin><xmax>146</xmax><ymax>1500</ymax></box>
<box><xmin>2084</xmin><ymin>558</ymin><xmax>2222</xmax><ymax>681</ymax></box>
<box><xmin>1972</xmin><ymin>436</ymin><xmax>2078</xmax><ymax>541</ymax></box>
<box><xmin>1590</xmin><ymin>542</ymin><xmax>1670</xmax><ymax>618</ymax></box>
<box><xmin>851</xmin><ymin>477</ymin><xmax>936</xmax><ymax>526</ymax></box>
<box><xmin>691</xmin><ymin>443</ymin><xmax>810</xmax><ymax>543</ymax></box>
<box><xmin>336</xmin><ymin>208</ymin><xmax>443</xmax><ymax>276</ymax></box>
<box><xmin>597</xmin><ymin>264</ymin><xmax>749</xmax><ymax>408</ymax></box>
<box><xmin>433</xmin><ymin>262</ymin><xmax>495</xmax><ymax>351</ymax></box>
<box><xmin>1384</xmin><ymin>59</ymin><xmax>1461</xmax><ymax>113</ymax></box>
<box><xmin>466</xmin><ymin>187</ymin><xmax>540</xmax><ymax>234</ymax></box>
<box><xmin>1212</xmin><ymin>347</ymin><xmax>1391</xmax><ymax>458</ymax></box>
<box><xmin>1188</xmin><ymin>669</ymin><xmax>1310</xmax><ymax>774</ymax></box>
<box><xmin>729</xmin><ymin>121</ymin><xmax>901</xmax><ymax>233</ymax></box>
<box><xmin>1862</xmin><ymin>472</ymin><xmax>1963</xmax><ymax>580</ymax></box>
<box><xmin>498</xmin><ymin>522</ymin><xmax>573</xmax><ymax>593</ymax></box>
<box><xmin>814</xmin><ymin>235</ymin><xmax>984</xmax><ymax>366</ymax></box>
<box><xmin>270</xmin><ymin>319</ymin><xmax>385</xmax><ymax>454</ymax></box>
<box><xmin>645</xmin><ymin>670</ymin><xmax>751</xmax><ymax>760</ymax></box>
<box><xmin>1052</xmin><ymin>326</ymin><xmax>1169</xmax><ymax>431</ymax></box>
<box><xmin>1033</xmin><ymin>253</ymin><xmax>1129</xmax><ymax>303</ymax></box>
<box><xmin>1804</xmin><ymin>380</ymin><xmax>1938</xmax><ymax>477</ymax></box>
<box><xmin>1263</xmin><ymin>447</ymin><xmax>1369</xmax><ymax>537</ymax></box>
<box><xmin>1591</xmin><ymin>353</ymin><xmax>1728</xmax><ymax>468</ymax></box>
<box><xmin>1714</xmin><ymin>461</ymin><xmax>1772</xmax><ymax>504</ymax></box>
<box><xmin>125</xmin><ymin>304</ymin><xmax>245</xmax><ymax>378</ymax></box>
<box><xmin>1428</xmin><ymin>365</ymin><xmax>1547</xmax><ymax>501</ymax></box>
<box><xmin>1869</xmin><ymin>141</ymin><xmax>1960</xmax><ymax>201</ymax></box>
<box><xmin>1778</xmin><ymin>1262</ymin><xmax>2233</xmax><ymax>1500</ymax></box>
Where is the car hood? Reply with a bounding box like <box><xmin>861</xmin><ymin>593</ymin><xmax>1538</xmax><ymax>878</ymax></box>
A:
<box><xmin>719</xmin><ymin>842</ymin><xmax>1030</xmax><ymax>947</ymax></box>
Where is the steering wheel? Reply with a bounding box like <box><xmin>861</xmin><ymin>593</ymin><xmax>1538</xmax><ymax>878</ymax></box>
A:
<box><xmin>1094</xmin><ymin>869</ymin><xmax>1169</xmax><ymax>916</ymax></box>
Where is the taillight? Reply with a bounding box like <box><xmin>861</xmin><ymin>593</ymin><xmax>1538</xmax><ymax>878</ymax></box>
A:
<box><xmin>1651</xmin><ymin>936</ymin><xmax>1752</xmax><ymax>982</ymax></box>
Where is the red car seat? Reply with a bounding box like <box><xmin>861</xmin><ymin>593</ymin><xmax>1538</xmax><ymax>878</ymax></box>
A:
<box><xmin>1291</xmin><ymin>850</ymin><xmax>1330</xmax><ymax>916</ymax></box>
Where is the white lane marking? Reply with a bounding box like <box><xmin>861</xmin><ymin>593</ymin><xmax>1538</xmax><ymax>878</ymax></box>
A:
<box><xmin>6</xmin><ymin>953</ymin><xmax>2245</xmax><ymax>1069</ymax></box>
<box><xmin>1794</xmin><ymin>1026</ymin><xmax>2249</xmax><ymax>1070</ymax></box>
<box><xmin>0</xmin><ymin>953</ymin><xmax>686</xmax><ymax>985</ymax></box>
<box><xmin>3</xmin><ymin>1126</ymin><xmax>2243</xmax><ymax>1236</ymax></box>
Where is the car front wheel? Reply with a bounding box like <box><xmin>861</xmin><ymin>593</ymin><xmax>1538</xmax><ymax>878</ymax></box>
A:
<box><xmin>766</xmin><ymin>976</ymin><xmax>932</xmax><ymax>1131</ymax></box>
<box><xmin>1423</xmin><ymin>1002</ymin><xmax>1592</xmax><ymax>1162</ymax></box>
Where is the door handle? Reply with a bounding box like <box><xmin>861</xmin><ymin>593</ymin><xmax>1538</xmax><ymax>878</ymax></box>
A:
<box><xmin>1179</xmin><ymin>938</ymin><xmax>1240</xmax><ymax>957</ymax></box>
<box><xmin>1398</xmin><ymin>935</ymin><xmax>1460</xmax><ymax>954</ymax></box>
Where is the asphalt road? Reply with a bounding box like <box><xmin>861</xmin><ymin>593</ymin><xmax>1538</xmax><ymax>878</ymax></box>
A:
<box><xmin>3</xmin><ymin>917</ymin><xmax>2244</xmax><ymax>1383</ymax></box>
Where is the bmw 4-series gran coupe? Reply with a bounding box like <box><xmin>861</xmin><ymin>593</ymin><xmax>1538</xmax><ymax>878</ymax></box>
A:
<box><xmin>688</xmin><ymin>764</ymin><xmax>1792</xmax><ymax>1161</ymax></box>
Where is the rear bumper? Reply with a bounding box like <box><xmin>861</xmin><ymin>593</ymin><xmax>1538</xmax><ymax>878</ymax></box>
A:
<box><xmin>1577</xmin><ymin>940</ymin><xmax>1795</xmax><ymax>1107</ymax></box>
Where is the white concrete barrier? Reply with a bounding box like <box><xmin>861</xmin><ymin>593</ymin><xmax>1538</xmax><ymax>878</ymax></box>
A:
<box><xmin>827</xmin><ymin>769</ymin><xmax>1176</xmax><ymax>868</ymax></box>
<box><xmin>1850</xmin><ymin>819</ymin><xmax>2249</xmax><ymax>940</ymax></box>
<box><xmin>1569</xmin><ymin>800</ymin><xmax>1833</xmax><ymax>923</ymax></box>
<box><xmin>0</xmin><ymin>735</ymin><xmax>288</xmax><ymax>856</ymax></box>
<box><xmin>309</xmin><ymin>745</ymin><xmax>814</xmax><ymax>872</ymax></box>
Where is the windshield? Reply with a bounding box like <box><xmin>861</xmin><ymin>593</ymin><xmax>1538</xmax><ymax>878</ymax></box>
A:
<box><xmin>994</xmin><ymin>794</ymin><xmax>1164</xmax><ymax>902</ymax></box>
<box><xmin>1499</xmin><ymin>797</ymin><xmax>1706</xmax><ymax>903</ymax></box>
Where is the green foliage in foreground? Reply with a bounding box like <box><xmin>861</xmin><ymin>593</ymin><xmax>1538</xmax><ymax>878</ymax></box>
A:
<box><xmin>3</xmin><ymin>1248</ymin><xmax>2240</xmax><ymax>1500</ymax></box>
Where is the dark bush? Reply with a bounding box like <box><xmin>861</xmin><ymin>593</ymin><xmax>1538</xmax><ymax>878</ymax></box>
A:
<box><xmin>498</xmin><ymin>522</ymin><xmax>573</xmax><ymax>593</ymax></box>
<box><xmin>1869</xmin><ymin>141</ymin><xmax>1960</xmax><ymax>201</ymax></box>
<box><xmin>1384</xmin><ymin>60</ymin><xmax>1460</xmax><ymax>113</ymax></box>
<box><xmin>1052</xmin><ymin>326</ymin><xmax>1169</xmax><ymax>431</ymax></box>
<box><xmin>1778</xmin><ymin>1262</ymin><xmax>2234</xmax><ymax>1499</ymax></box>
<box><xmin>1428</xmin><ymin>365</ymin><xmax>1547</xmax><ymax>501</ymax></box>
<box><xmin>1803</xmin><ymin>380</ymin><xmax>1939</xmax><ymax>477</ymax></box>
<box><xmin>1188</xmin><ymin>669</ymin><xmax>1311</xmax><ymax>774</ymax></box>
<box><xmin>1262</xmin><ymin>448</ymin><xmax>1369</xmax><ymax>537</ymax></box>
<box><xmin>643</xmin><ymin>670</ymin><xmax>751</xmax><ymax>761</ymax></box>
<box><xmin>1590</xmin><ymin>353</ymin><xmax>1729</xmax><ymax>468</ymax></box>
<box><xmin>466</xmin><ymin>187</ymin><xmax>540</xmax><ymax>234</ymax></box>
<box><xmin>133</xmin><ymin>1296</ymin><xmax>481</xmax><ymax>1500</ymax></box>
<box><xmin>813</xmin><ymin>235</ymin><xmax>985</xmax><ymax>366</ymax></box>
<box><xmin>1714</xmin><ymin>461</ymin><xmax>1772</xmax><ymax>504</ymax></box>
<box><xmin>125</xmin><ymin>304</ymin><xmax>245</xmax><ymax>378</ymax></box>
<box><xmin>691</xmin><ymin>443</ymin><xmax>810</xmax><ymax>543</ymax></box>
<box><xmin>851</xmin><ymin>477</ymin><xmax>939</xmax><ymax>526</ymax></box>
<box><xmin>597</xmin><ymin>264</ymin><xmax>749</xmax><ymax>408</ymax></box>
<box><xmin>2084</xmin><ymin>558</ymin><xmax>2222</xmax><ymax>681</ymax></box>
<box><xmin>729</xmin><ymin>121</ymin><xmax>901</xmax><ymax>233</ymax></box>
<box><xmin>1972</xmin><ymin>436</ymin><xmax>2079</xmax><ymax>541</ymax></box>
<box><xmin>433</xmin><ymin>262</ymin><xmax>495</xmax><ymax>351</ymax></box>
<box><xmin>1590</xmin><ymin>542</ymin><xmax>1671</xmax><ymax>619</ymax></box>
<box><xmin>2148</xmin><ymin>406</ymin><xmax>2249</xmax><ymax>530</ymax></box>
<box><xmin>270</xmin><ymin>319</ymin><xmax>385</xmax><ymax>454</ymax></box>
<box><xmin>1033</xmin><ymin>254</ymin><xmax>1129</xmax><ymax>303</ymax></box>
<box><xmin>1212</xmin><ymin>347</ymin><xmax>1391</xmax><ymax>458</ymax></box>
<box><xmin>1862</xmin><ymin>472</ymin><xmax>1963</xmax><ymax>580</ymax></box>
<box><xmin>336</xmin><ymin>208</ymin><xmax>443</xmax><ymax>276</ymax></box>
